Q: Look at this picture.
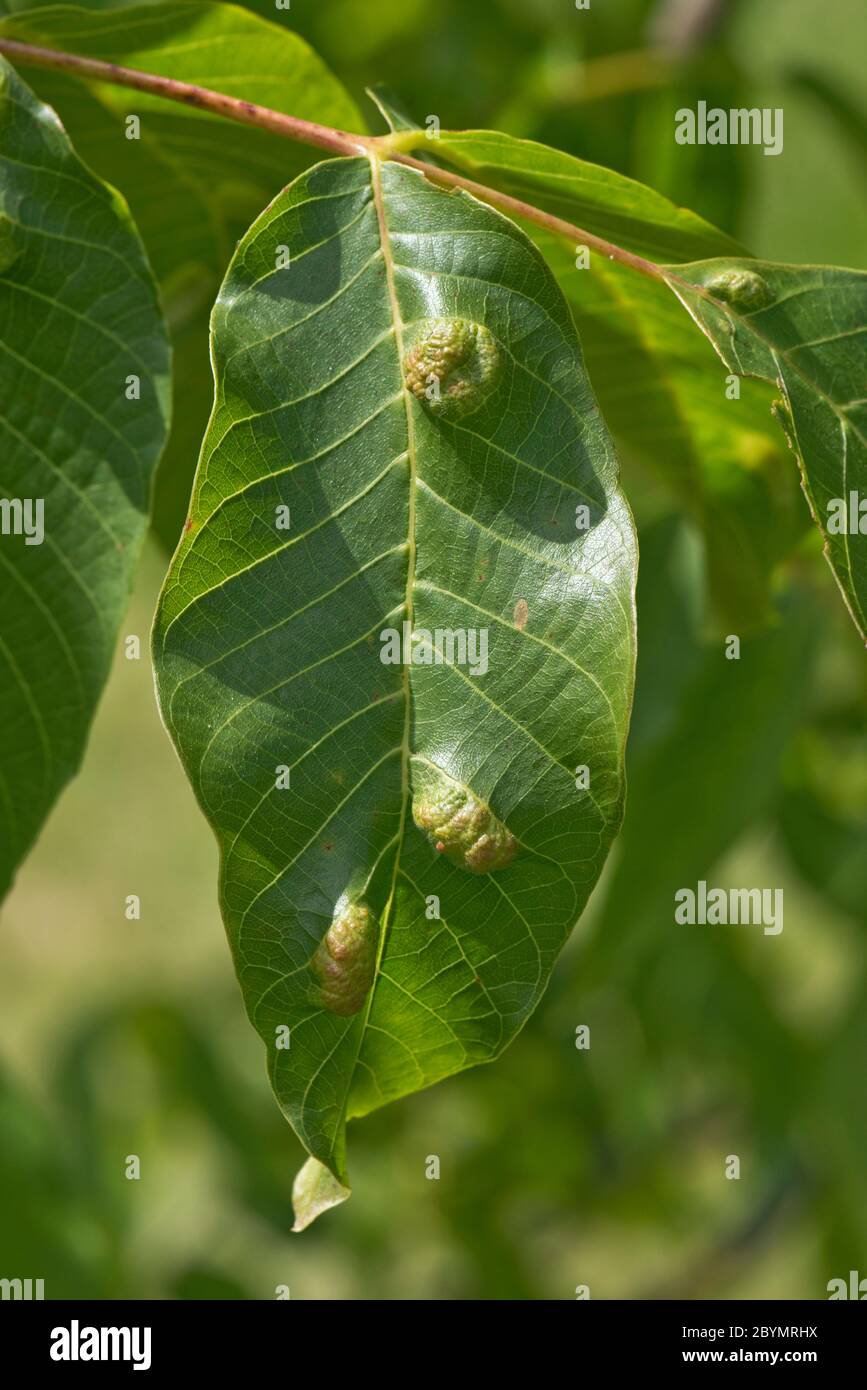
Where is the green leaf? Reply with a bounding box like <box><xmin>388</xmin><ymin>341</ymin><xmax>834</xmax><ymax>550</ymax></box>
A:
<box><xmin>366</xmin><ymin>83</ymin><xmax>420</xmax><ymax>136</ymax></box>
<box><xmin>778</xmin><ymin>712</ymin><xmax>867</xmax><ymax>925</ymax></box>
<box><xmin>666</xmin><ymin>259</ymin><xmax>867</xmax><ymax>642</ymax></box>
<box><xmin>582</xmin><ymin>591</ymin><xmax>818</xmax><ymax>1143</ymax></box>
<box><xmin>532</xmin><ymin>234</ymin><xmax>807</xmax><ymax>626</ymax></box>
<box><xmin>626</xmin><ymin>513</ymin><xmax>706</xmax><ymax>758</ymax></box>
<box><xmin>152</xmin><ymin>154</ymin><xmax>637</xmax><ymax>1218</ymax></box>
<box><xmin>390</xmin><ymin>128</ymin><xmax>808</xmax><ymax>625</ymax></box>
<box><xmin>0</xmin><ymin>3</ymin><xmax>364</xmax><ymax>283</ymax></box>
<box><xmin>401</xmin><ymin>127</ymin><xmax>742</xmax><ymax>263</ymax></box>
<box><xmin>0</xmin><ymin>55</ymin><xmax>169</xmax><ymax>898</ymax></box>
<box><xmin>594</xmin><ymin>592</ymin><xmax>816</xmax><ymax>983</ymax></box>
<box><xmin>0</xmin><ymin>2</ymin><xmax>364</xmax><ymax>549</ymax></box>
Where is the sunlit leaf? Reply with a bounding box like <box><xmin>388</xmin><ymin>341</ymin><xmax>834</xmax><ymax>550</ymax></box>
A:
<box><xmin>391</xmin><ymin>128</ymin><xmax>809</xmax><ymax>625</ymax></box>
<box><xmin>152</xmin><ymin>154</ymin><xmax>637</xmax><ymax>1218</ymax></box>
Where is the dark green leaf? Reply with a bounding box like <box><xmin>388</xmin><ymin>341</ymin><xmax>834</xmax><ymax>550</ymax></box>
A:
<box><xmin>0</xmin><ymin>55</ymin><xmax>169</xmax><ymax>897</ymax></box>
<box><xmin>778</xmin><ymin>708</ymin><xmax>867</xmax><ymax>924</ymax></box>
<box><xmin>152</xmin><ymin>154</ymin><xmax>637</xmax><ymax>1220</ymax></box>
<box><xmin>597</xmin><ymin>598</ymin><xmax>815</xmax><ymax>976</ymax></box>
<box><xmin>0</xmin><ymin>2</ymin><xmax>364</xmax><ymax>549</ymax></box>
<box><xmin>0</xmin><ymin>3</ymin><xmax>364</xmax><ymax>284</ymax></box>
<box><xmin>666</xmin><ymin>259</ymin><xmax>867</xmax><ymax>641</ymax></box>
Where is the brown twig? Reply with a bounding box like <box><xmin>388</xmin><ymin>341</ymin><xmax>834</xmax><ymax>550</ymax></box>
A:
<box><xmin>0</xmin><ymin>38</ymin><xmax>373</xmax><ymax>159</ymax></box>
<box><xmin>0</xmin><ymin>37</ymin><xmax>667</xmax><ymax>284</ymax></box>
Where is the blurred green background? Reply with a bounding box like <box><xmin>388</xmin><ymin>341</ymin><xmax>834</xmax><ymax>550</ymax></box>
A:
<box><xmin>2</xmin><ymin>0</ymin><xmax>866</xmax><ymax>1299</ymax></box>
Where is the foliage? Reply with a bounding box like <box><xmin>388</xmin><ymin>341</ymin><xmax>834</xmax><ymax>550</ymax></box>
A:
<box><xmin>0</xmin><ymin>0</ymin><xmax>865</xmax><ymax>1270</ymax></box>
<box><xmin>0</xmin><ymin>53</ymin><xmax>169</xmax><ymax>896</ymax></box>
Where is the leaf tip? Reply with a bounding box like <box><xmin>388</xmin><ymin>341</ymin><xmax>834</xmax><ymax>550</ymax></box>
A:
<box><xmin>292</xmin><ymin>1157</ymin><xmax>351</xmax><ymax>1232</ymax></box>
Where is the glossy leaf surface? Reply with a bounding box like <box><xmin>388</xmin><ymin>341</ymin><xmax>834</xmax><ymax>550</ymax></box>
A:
<box><xmin>153</xmin><ymin>155</ymin><xmax>637</xmax><ymax>1210</ymax></box>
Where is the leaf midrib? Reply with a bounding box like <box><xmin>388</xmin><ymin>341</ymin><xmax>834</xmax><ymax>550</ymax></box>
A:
<box><xmin>324</xmin><ymin>153</ymin><xmax>416</xmax><ymax>1169</ymax></box>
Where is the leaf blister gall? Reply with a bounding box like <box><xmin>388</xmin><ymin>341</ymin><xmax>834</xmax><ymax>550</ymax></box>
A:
<box><xmin>310</xmin><ymin>901</ymin><xmax>377</xmax><ymax>1016</ymax></box>
<box><xmin>412</xmin><ymin>765</ymin><xmax>517</xmax><ymax>873</ymax></box>
<box><xmin>702</xmin><ymin>267</ymin><xmax>773</xmax><ymax>312</ymax></box>
<box><xmin>403</xmin><ymin>317</ymin><xmax>501</xmax><ymax>419</ymax></box>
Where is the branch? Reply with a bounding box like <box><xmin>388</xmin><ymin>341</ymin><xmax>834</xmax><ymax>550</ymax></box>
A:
<box><xmin>381</xmin><ymin>147</ymin><xmax>666</xmax><ymax>281</ymax></box>
<box><xmin>0</xmin><ymin>37</ymin><xmax>666</xmax><ymax>285</ymax></box>
<box><xmin>0</xmin><ymin>38</ymin><xmax>373</xmax><ymax>159</ymax></box>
